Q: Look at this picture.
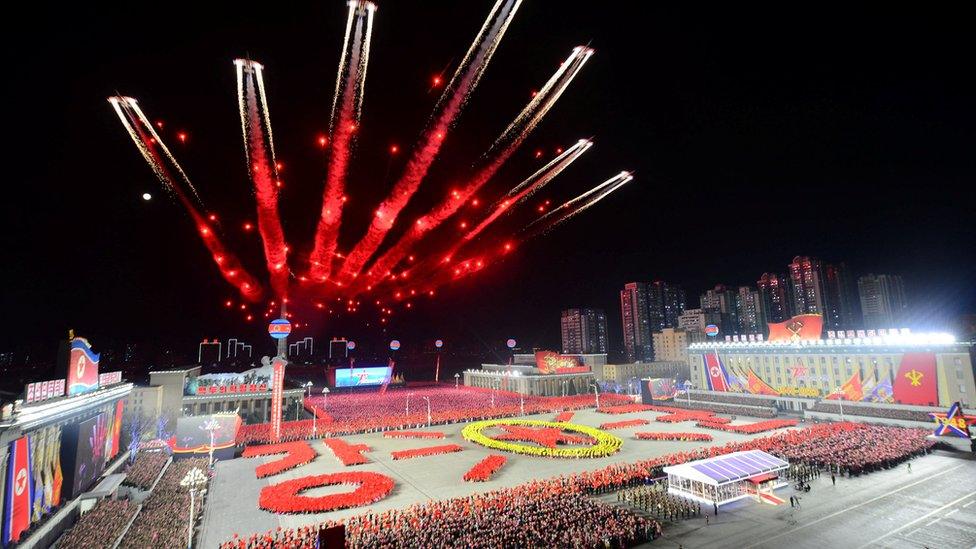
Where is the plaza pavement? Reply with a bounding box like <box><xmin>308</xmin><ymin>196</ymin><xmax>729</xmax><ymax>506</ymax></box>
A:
<box><xmin>623</xmin><ymin>450</ymin><xmax>976</xmax><ymax>549</ymax></box>
<box><xmin>199</xmin><ymin>406</ymin><xmax>793</xmax><ymax>547</ymax></box>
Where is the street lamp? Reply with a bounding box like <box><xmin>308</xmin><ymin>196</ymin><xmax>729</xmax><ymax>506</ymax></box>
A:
<box><xmin>519</xmin><ymin>394</ymin><xmax>524</xmax><ymax>416</ymax></box>
<box><xmin>454</xmin><ymin>372</ymin><xmax>460</xmax><ymax>389</ymax></box>
<box><xmin>304</xmin><ymin>382</ymin><xmax>316</xmax><ymax>436</ymax></box>
<box><xmin>422</xmin><ymin>396</ymin><xmax>431</xmax><ymax>426</ymax></box>
<box><xmin>179</xmin><ymin>467</ymin><xmax>209</xmax><ymax>549</ymax></box>
<box><xmin>406</xmin><ymin>392</ymin><xmax>414</xmax><ymax>415</ymax></box>
<box><xmin>590</xmin><ymin>382</ymin><xmax>600</xmax><ymax>410</ymax></box>
<box><xmin>200</xmin><ymin>419</ymin><xmax>221</xmax><ymax>469</ymax></box>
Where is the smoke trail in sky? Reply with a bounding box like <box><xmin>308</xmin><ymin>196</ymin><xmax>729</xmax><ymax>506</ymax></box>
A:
<box><xmin>236</xmin><ymin>59</ymin><xmax>290</xmax><ymax>297</ymax></box>
<box><xmin>308</xmin><ymin>1</ymin><xmax>377</xmax><ymax>281</ymax></box>
<box><xmin>109</xmin><ymin>96</ymin><xmax>264</xmax><ymax>301</ymax></box>
<box><xmin>527</xmin><ymin>170</ymin><xmax>634</xmax><ymax>234</ymax></box>
<box><xmin>353</xmin><ymin>47</ymin><xmax>592</xmax><ymax>288</ymax></box>
<box><xmin>335</xmin><ymin>0</ymin><xmax>523</xmax><ymax>283</ymax></box>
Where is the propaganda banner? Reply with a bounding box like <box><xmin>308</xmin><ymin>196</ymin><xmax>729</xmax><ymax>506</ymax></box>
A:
<box><xmin>534</xmin><ymin>351</ymin><xmax>590</xmax><ymax>374</ymax></box>
<box><xmin>67</xmin><ymin>338</ymin><xmax>100</xmax><ymax>396</ymax></box>
<box><xmin>3</xmin><ymin>437</ymin><xmax>34</xmax><ymax>546</ymax></box>
<box><xmin>702</xmin><ymin>352</ymin><xmax>729</xmax><ymax>392</ymax></box>
<box><xmin>766</xmin><ymin>314</ymin><xmax>823</xmax><ymax>343</ymax></box>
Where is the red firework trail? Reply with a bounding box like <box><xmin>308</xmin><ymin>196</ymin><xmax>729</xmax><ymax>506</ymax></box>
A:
<box><xmin>308</xmin><ymin>1</ymin><xmax>376</xmax><ymax>281</ymax></box>
<box><xmin>109</xmin><ymin>96</ymin><xmax>263</xmax><ymax>301</ymax></box>
<box><xmin>334</xmin><ymin>0</ymin><xmax>523</xmax><ymax>283</ymax></box>
<box><xmin>236</xmin><ymin>59</ymin><xmax>290</xmax><ymax>297</ymax></box>
<box><xmin>365</xmin><ymin>140</ymin><xmax>593</xmax><ymax>296</ymax></box>
<box><xmin>352</xmin><ymin>45</ymin><xmax>591</xmax><ymax>290</ymax></box>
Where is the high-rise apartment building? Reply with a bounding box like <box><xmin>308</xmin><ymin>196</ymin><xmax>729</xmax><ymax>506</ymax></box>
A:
<box><xmin>735</xmin><ymin>286</ymin><xmax>764</xmax><ymax>334</ymax></box>
<box><xmin>858</xmin><ymin>274</ymin><xmax>908</xmax><ymax>328</ymax></box>
<box><xmin>757</xmin><ymin>272</ymin><xmax>790</xmax><ymax>324</ymax></box>
<box><xmin>620</xmin><ymin>283</ymin><xmax>654</xmax><ymax>362</ymax></box>
<box><xmin>824</xmin><ymin>262</ymin><xmax>860</xmax><ymax>330</ymax></box>
<box><xmin>788</xmin><ymin>256</ymin><xmax>828</xmax><ymax>316</ymax></box>
<box><xmin>652</xmin><ymin>328</ymin><xmax>690</xmax><ymax>363</ymax></box>
<box><xmin>647</xmin><ymin>281</ymin><xmax>686</xmax><ymax>331</ymax></box>
<box><xmin>561</xmin><ymin>308</ymin><xmax>609</xmax><ymax>354</ymax></box>
<box><xmin>700</xmin><ymin>284</ymin><xmax>740</xmax><ymax>334</ymax></box>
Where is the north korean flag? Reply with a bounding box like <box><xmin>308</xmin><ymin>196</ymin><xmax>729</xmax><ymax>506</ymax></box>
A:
<box><xmin>703</xmin><ymin>353</ymin><xmax>729</xmax><ymax>392</ymax></box>
<box><xmin>3</xmin><ymin>436</ymin><xmax>34</xmax><ymax>546</ymax></box>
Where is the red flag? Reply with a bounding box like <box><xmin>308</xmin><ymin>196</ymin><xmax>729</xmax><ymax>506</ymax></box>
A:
<box><xmin>826</xmin><ymin>371</ymin><xmax>863</xmax><ymax>401</ymax></box>
<box><xmin>892</xmin><ymin>353</ymin><xmax>938</xmax><ymax>406</ymax></box>
<box><xmin>746</xmin><ymin>369</ymin><xmax>780</xmax><ymax>396</ymax></box>
<box><xmin>3</xmin><ymin>436</ymin><xmax>33</xmax><ymax>545</ymax></box>
<box><xmin>767</xmin><ymin>314</ymin><xmax>823</xmax><ymax>342</ymax></box>
<box><xmin>703</xmin><ymin>353</ymin><xmax>729</xmax><ymax>392</ymax></box>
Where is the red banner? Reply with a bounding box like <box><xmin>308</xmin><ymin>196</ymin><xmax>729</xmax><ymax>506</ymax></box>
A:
<box><xmin>746</xmin><ymin>369</ymin><xmax>780</xmax><ymax>396</ymax></box>
<box><xmin>767</xmin><ymin>314</ymin><xmax>823</xmax><ymax>342</ymax></box>
<box><xmin>3</xmin><ymin>436</ymin><xmax>33</xmax><ymax>545</ymax></box>
<box><xmin>703</xmin><ymin>352</ymin><xmax>729</xmax><ymax>392</ymax></box>
<box><xmin>892</xmin><ymin>353</ymin><xmax>938</xmax><ymax>406</ymax></box>
<box><xmin>534</xmin><ymin>351</ymin><xmax>589</xmax><ymax>374</ymax></box>
<box><xmin>827</xmin><ymin>371</ymin><xmax>864</xmax><ymax>401</ymax></box>
<box><xmin>271</xmin><ymin>357</ymin><xmax>286</xmax><ymax>441</ymax></box>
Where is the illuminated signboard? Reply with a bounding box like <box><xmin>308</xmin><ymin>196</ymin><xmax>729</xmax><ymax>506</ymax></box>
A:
<box><xmin>534</xmin><ymin>351</ymin><xmax>590</xmax><ymax>374</ymax></box>
<box><xmin>98</xmin><ymin>371</ymin><xmax>122</xmax><ymax>386</ymax></box>
<box><xmin>25</xmin><ymin>379</ymin><xmax>66</xmax><ymax>404</ymax></box>
<box><xmin>66</xmin><ymin>337</ymin><xmax>100</xmax><ymax>396</ymax></box>
<box><xmin>335</xmin><ymin>366</ymin><xmax>394</xmax><ymax>387</ymax></box>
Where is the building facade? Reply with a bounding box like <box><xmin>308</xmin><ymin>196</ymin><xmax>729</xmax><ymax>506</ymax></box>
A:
<box><xmin>621</xmin><ymin>282</ymin><xmax>654</xmax><ymax>362</ymax></box>
<box><xmin>687</xmin><ymin>335</ymin><xmax>974</xmax><ymax>407</ymax></box>
<box><xmin>757</xmin><ymin>273</ymin><xmax>790</xmax><ymax>325</ymax></box>
<box><xmin>858</xmin><ymin>274</ymin><xmax>908</xmax><ymax>328</ymax></box>
<box><xmin>788</xmin><ymin>256</ymin><xmax>828</xmax><ymax>316</ymax></box>
<box><xmin>561</xmin><ymin>308</ymin><xmax>609</xmax><ymax>354</ymax></box>
<box><xmin>824</xmin><ymin>262</ymin><xmax>860</xmax><ymax>330</ymax></box>
<box><xmin>653</xmin><ymin>328</ymin><xmax>690</xmax><ymax>364</ymax></box>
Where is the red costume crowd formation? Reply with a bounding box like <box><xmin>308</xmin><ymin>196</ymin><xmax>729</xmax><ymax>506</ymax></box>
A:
<box><xmin>696</xmin><ymin>418</ymin><xmax>799</xmax><ymax>434</ymax></box>
<box><xmin>242</xmin><ymin>441</ymin><xmax>317</xmax><ymax>478</ymax></box>
<box><xmin>600</xmin><ymin>419</ymin><xmax>650</xmax><ymax>430</ymax></box>
<box><xmin>463</xmin><ymin>454</ymin><xmax>508</xmax><ymax>482</ymax></box>
<box><xmin>635</xmin><ymin>432</ymin><xmax>713</xmax><ymax>442</ymax></box>
<box><xmin>390</xmin><ymin>443</ymin><xmax>463</xmax><ymax>460</ymax></box>
<box><xmin>221</xmin><ymin>421</ymin><xmax>931</xmax><ymax>548</ymax></box>
<box><xmin>258</xmin><ymin>472</ymin><xmax>394</xmax><ymax>514</ymax></box>
<box><xmin>237</xmin><ymin>386</ymin><xmax>631</xmax><ymax>445</ymax></box>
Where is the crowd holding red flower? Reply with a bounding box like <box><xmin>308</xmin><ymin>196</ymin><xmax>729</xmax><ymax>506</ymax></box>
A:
<box><xmin>383</xmin><ymin>430</ymin><xmax>446</xmax><ymax>439</ymax></box>
<box><xmin>322</xmin><ymin>438</ymin><xmax>371</xmax><ymax>466</ymax></box>
<box><xmin>463</xmin><ymin>454</ymin><xmax>508</xmax><ymax>482</ymax></box>
<box><xmin>600</xmin><ymin>419</ymin><xmax>650</xmax><ymax>430</ymax></box>
<box><xmin>635</xmin><ymin>432</ymin><xmax>714</xmax><ymax>442</ymax></box>
<box><xmin>390</xmin><ymin>443</ymin><xmax>463</xmax><ymax>460</ymax></box>
<box><xmin>258</xmin><ymin>472</ymin><xmax>395</xmax><ymax>514</ymax></box>
<box><xmin>242</xmin><ymin>441</ymin><xmax>317</xmax><ymax>478</ymax></box>
<box><xmin>223</xmin><ymin>421</ymin><xmax>932</xmax><ymax>548</ymax></box>
<box><xmin>237</xmin><ymin>386</ymin><xmax>632</xmax><ymax>445</ymax></box>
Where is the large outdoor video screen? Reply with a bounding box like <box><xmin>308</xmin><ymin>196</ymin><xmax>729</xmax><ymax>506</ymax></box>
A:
<box><xmin>169</xmin><ymin>413</ymin><xmax>242</xmax><ymax>461</ymax></box>
<box><xmin>335</xmin><ymin>366</ymin><xmax>393</xmax><ymax>387</ymax></box>
<box><xmin>61</xmin><ymin>414</ymin><xmax>108</xmax><ymax>498</ymax></box>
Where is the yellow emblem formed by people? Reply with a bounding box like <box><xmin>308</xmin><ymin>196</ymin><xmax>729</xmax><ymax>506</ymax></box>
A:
<box><xmin>462</xmin><ymin>419</ymin><xmax>622</xmax><ymax>458</ymax></box>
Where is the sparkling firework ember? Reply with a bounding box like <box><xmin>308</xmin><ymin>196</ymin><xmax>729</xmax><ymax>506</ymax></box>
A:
<box><xmin>109</xmin><ymin>2</ymin><xmax>631</xmax><ymax>324</ymax></box>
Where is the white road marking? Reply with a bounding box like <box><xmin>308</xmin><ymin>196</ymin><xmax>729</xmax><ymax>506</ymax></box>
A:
<box><xmin>963</xmin><ymin>500</ymin><xmax>975</xmax><ymax>509</ymax></box>
<box><xmin>743</xmin><ymin>464</ymin><xmax>965</xmax><ymax>549</ymax></box>
<box><xmin>856</xmin><ymin>490</ymin><xmax>976</xmax><ymax>549</ymax></box>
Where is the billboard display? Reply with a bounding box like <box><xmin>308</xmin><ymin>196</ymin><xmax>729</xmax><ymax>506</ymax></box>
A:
<box><xmin>168</xmin><ymin>413</ymin><xmax>242</xmax><ymax>461</ymax></box>
<box><xmin>66</xmin><ymin>337</ymin><xmax>100</xmax><ymax>396</ymax></box>
<box><xmin>60</xmin><ymin>415</ymin><xmax>108</xmax><ymax>499</ymax></box>
<box><xmin>534</xmin><ymin>351</ymin><xmax>590</xmax><ymax>374</ymax></box>
<box><xmin>25</xmin><ymin>379</ymin><xmax>66</xmax><ymax>404</ymax></box>
<box><xmin>98</xmin><ymin>371</ymin><xmax>122</xmax><ymax>386</ymax></box>
<box><xmin>641</xmin><ymin>378</ymin><xmax>678</xmax><ymax>404</ymax></box>
<box><xmin>335</xmin><ymin>366</ymin><xmax>394</xmax><ymax>387</ymax></box>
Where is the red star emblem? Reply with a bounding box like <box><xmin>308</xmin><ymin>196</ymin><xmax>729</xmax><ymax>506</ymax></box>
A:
<box><xmin>491</xmin><ymin>425</ymin><xmax>594</xmax><ymax>449</ymax></box>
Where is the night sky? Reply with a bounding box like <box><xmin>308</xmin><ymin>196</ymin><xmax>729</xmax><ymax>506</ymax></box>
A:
<box><xmin>3</xmin><ymin>1</ymin><xmax>973</xmax><ymax>361</ymax></box>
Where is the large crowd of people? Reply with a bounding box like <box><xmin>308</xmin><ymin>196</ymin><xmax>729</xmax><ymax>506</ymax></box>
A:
<box><xmin>687</xmin><ymin>391</ymin><xmax>783</xmax><ymax>407</ymax></box>
<box><xmin>121</xmin><ymin>458</ymin><xmax>212</xmax><ymax>549</ymax></box>
<box><xmin>618</xmin><ymin>483</ymin><xmax>700</xmax><ymax>522</ymax></box>
<box><xmin>222</xmin><ymin>484</ymin><xmax>660</xmax><ymax>549</ymax></box>
<box><xmin>667</xmin><ymin>399</ymin><xmax>778</xmax><ymax>418</ymax></box>
<box><xmin>237</xmin><ymin>385</ymin><xmax>631</xmax><ymax>445</ymax></box>
<box><xmin>811</xmin><ymin>401</ymin><xmax>934</xmax><ymax>422</ymax></box>
<box><xmin>222</xmin><ymin>421</ymin><xmax>930</xmax><ymax>548</ymax></box>
<box><xmin>122</xmin><ymin>451</ymin><xmax>169</xmax><ymax>490</ymax></box>
<box><xmin>58</xmin><ymin>499</ymin><xmax>138</xmax><ymax>548</ymax></box>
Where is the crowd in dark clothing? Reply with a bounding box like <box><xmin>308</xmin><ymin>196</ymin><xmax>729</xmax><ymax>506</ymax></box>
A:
<box><xmin>618</xmin><ymin>483</ymin><xmax>701</xmax><ymax>522</ymax></box>
<box><xmin>773</xmin><ymin>423</ymin><xmax>933</xmax><ymax>476</ymax></box>
<box><xmin>57</xmin><ymin>499</ymin><xmax>138</xmax><ymax>548</ymax></box>
<box><xmin>121</xmin><ymin>458</ymin><xmax>212</xmax><ymax>549</ymax></box>
<box><xmin>667</xmin><ymin>399</ymin><xmax>778</xmax><ymax>418</ymax></box>
<box><xmin>121</xmin><ymin>451</ymin><xmax>169</xmax><ymax>490</ymax></box>
<box><xmin>811</xmin><ymin>402</ymin><xmax>934</xmax><ymax>422</ymax></box>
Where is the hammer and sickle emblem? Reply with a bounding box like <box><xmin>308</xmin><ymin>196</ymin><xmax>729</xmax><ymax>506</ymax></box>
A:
<box><xmin>786</xmin><ymin>320</ymin><xmax>805</xmax><ymax>341</ymax></box>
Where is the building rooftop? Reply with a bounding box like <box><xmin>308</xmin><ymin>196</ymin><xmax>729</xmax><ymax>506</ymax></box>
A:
<box><xmin>663</xmin><ymin>450</ymin><xmax>788</xmax><ymax>486</ymax></box>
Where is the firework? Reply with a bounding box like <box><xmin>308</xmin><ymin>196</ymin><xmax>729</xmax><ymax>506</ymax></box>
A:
<box><xmin>236</xmin><ymin>59</ymin><xmax>290</xmax><ymax>297</ymax></box>
<box><xmin>526</xmin><ymin>171</ymin><xmax>634</xmax><ymax>234</ymax></box>
<box><xmin>109</xmin><ymin>96</ymin><xmax>263</xmax><ymax>301</ymax></box>
<box><xmin>308</xmin><ymin>1</ymin><xmax>377</xmax><ymax>280</ymax></box>
<box><xmin>351</xmin><ymin>46</ymin><xmax>592</xmax><ymax>290</ymax></box>
<box><xmin>334</xmin><ymin>0</ymin><xmax>523</xmax><ymax>283</ymax></box>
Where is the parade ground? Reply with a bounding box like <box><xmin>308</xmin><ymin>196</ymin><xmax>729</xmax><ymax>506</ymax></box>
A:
<box><xmin>630</xmin><ymin>451</ymin><xmax>976</xmax><ymax>549</ymax></box>
<box><xmin>200</xmin><ymin>407</ymin><xmax>794</xmax><ymax>547</ymax></box>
